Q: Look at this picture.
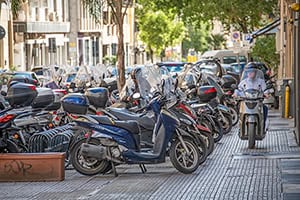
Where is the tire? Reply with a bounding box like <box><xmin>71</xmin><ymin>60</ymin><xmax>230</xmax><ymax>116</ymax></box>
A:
<box><xmin>199</xmin><ymin>117</ymin><xmax>223</xmax><ymax>143</ymax></box>
<box><xmin>274</xmin><ymin>96</ymin><xmax>279</xmax><ymax>109</ymax></box>
<box><xmin>195</xmin><ymin>136</ymin><xmax>208</xmax><ymax>165</ymax></box>
<box><xmin>198</xmin><ymin>131</ymin><xmax>214</xmax><ymax>156</ymax></box>
<box><xmin>248</xmin><ymin>123</ymin><xmax>256</xmax><ymax>149</ymax></box>
<box><xmin>0</xmin><ymin>140</ymin><xmax>20</xmax><ymax>153</ymax></box>
<box><xmin>70</xmin><ymin>138</ymin><xmax>111</xmax><ymax>176</ymax></box>
<box><xmin>229</xmin><ymin>106</ymin><xmax>239</xmax><ymax>126</ymax></box>
<box><xmin>220</xmin><ymin>112</ymin><xmax>233</xmax><ymax>134</ymax></box>
<box><xmin>169</xmin><ymin>137</ymin><xmax>201</xmax><ymax>174</ymax></box>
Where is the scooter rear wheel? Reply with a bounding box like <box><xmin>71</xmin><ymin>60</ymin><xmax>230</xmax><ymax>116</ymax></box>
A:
<box><xmin>70</xmin><ymin>138</ymin><xmax>111</xmax><ymax>176</ymax></box>
<box><xmin>170</xmin><ymin>138</ymin><xmax>201</xmax><ymax>174</ymax></box>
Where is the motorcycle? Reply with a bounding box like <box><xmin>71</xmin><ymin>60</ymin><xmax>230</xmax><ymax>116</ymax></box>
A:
<box><xmin>235</xmin><ymin>68</ymin><xmax>268</xmax><ymax>149</ymax></box>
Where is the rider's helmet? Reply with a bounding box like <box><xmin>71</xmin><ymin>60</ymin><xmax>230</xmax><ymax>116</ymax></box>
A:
<box><xmin>244</xmin><ymin>62</ymin><xmax>258</xmax><ymax>70</ymax></box>
<box><xmin>243</xmin><ymin>62</ymin><xmax>261</xmax><ymax>81</ymax></box>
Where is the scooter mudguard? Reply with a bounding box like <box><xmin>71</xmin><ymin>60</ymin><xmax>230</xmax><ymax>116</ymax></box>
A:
<box><xmin>217</xmin><ymin>104</ymin><xmax>230</xmax><ymax>113</ymax></box>
<box><xmin>75</xmin><ymin>120</ymin><xmax>139</xmax><ymax>150</ymax></box>
<box><xmin>247</xmin><ymin>115</ymin><xmax>257</xmax><ymax>123</ymax></box>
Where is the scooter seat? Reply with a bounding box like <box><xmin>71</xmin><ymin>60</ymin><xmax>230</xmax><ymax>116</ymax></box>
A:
<box><xmin>107</xmin><ymin>107</ymin><xmax>144</xmax><ymax>118</ymax></box>
<box><xmin>106</xmin><ymin>107</ymin><xmax>155</xmax><ymax>130</ymax></box>
<box><xmin>90</xmin><ymin>115</ymin><xmax>141</xmax><ymax>135</ymax></box>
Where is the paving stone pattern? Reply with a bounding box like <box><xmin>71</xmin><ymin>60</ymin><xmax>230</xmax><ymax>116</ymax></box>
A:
<box><xmin>0</xmin><ymin>112</ymin><xmax>299</xmax><ymax>200</ymax></box>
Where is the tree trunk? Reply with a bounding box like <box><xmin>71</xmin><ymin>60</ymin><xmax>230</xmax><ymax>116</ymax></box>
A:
<box><xmin>115</xmin><ymin>1</ymin><xmax>126</xmax><ymax>91</ymax></box>
<box><xmin>149</xmin><ymin>47</ymin><xmax>154</xmax><ymax>63</ymax></box>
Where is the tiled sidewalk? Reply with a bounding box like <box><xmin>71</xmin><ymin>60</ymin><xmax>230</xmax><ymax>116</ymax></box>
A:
<box><xmin>0</xmin><ymin>109</ymin><xmax>299</xmax><ymax>200</ymax></box>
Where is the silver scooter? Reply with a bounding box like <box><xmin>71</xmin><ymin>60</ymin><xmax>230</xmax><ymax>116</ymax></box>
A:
<box><xmin>234</xmin><ymin>68</ymin><xmax>269</xmax><ymax>149</ymax></box>
<box><xmin>238</xmin><ymin>88</ymin><xmax>266</xmax><ymax>149</ymax></box>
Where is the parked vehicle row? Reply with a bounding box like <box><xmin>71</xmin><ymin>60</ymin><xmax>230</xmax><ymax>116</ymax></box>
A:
<box><xmin>0</xmin><ymin>60</ymin><xmax>277</xmax><ymax>175</ymax></box>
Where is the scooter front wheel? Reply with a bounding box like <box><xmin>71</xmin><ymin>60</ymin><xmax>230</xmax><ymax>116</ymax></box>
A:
<box><xmin>170</xmin><ymin>138</ymin><xmax>200</xmax><ymax>174</ymax></box>
<box><xmin>248</xmin><ymin>123</ymin><xmax>256</xmax><ymax>149</ymax></box>
<box><xmin>70</xmin><ymin>138</ymin><xmax>111</xmax><ymax>176</ymax></box>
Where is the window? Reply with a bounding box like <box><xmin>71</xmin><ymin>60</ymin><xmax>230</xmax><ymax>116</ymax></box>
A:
<box><xmin>239</xmin><ymin>56</ymin><xmax>247</xmax><ymax>63</ymax></box>
<box><xmin>112</xmin><ymin>43</ymin><xmax>117</xmax><ymax>56</ymax></box>
<box><xmin>223</xmin><ymin>56</ymin><xmax>237</xmax><ymax>64</ymax></box>
<box><xmin>103</xmin><ymin>11</ymin><xmax>108</xmax><ymax>25</ymax></box>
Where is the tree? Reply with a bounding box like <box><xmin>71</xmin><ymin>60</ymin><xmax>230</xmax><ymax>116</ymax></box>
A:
<box><xmin>138</xmin><ymin>10</ymin><xmax>185</xmax><ymax>62</ymax></box>
<box><xmin>251</xmin><ymin>35</ymin><xmax>279</xmax><ymax>71</ymax></box>
<box><xmin>82</xmin><ymin>0</ymin><xmax>133</xmax><ymax>90</ymax></box>
<box><xmin>0</xmin><ymin>0</ymin><xmax>25</xmax><ymax>19</ymax></box>
<box><xmin>207</xmin><ymin>34</ymin><xmax>226</xmax><ymax>50</ymax></box>
<box><xmin>182</xmin><ymin>22</ymin><xmax>211</xmax><ymax>57</ymax></box>
<box><xmin>147</xmin><ymin>0</ymin><xmax>278</xmax><ymax>33</ymax></box>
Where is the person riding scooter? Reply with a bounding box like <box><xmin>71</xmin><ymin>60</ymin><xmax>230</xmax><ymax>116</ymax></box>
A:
<box><xmin>232</xmin><ymin>62</ymin><xmax>270</xmax><ymax>130</ymax></box>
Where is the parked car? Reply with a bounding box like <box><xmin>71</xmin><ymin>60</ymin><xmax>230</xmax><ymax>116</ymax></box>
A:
<box><xmin>195</xmin><ymin>59</ymin><xmax>226</xmax><ymax>78</ymax></box>
<box><xmin>13</xmin><ymin>71</ymin><xmax>40</xmax><ymax>86</ymax></box>
<box><xmin>201</xmin><ymin>49</ymin><xmax>248</xmax><ymax>64</ymax></box>
<box><xmin>156</xmin><ymin>62</ymin><xmax>187</xmax><ymax>78</ymax></box>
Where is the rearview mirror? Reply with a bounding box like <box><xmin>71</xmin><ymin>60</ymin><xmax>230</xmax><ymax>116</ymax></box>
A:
<box><xmin>174</xmin><ymin>79</ymin><xmax>178</xmax><ymax>91</ymax></box>
<box><xmin>1</xmin><ymin>91</ymin><xmax>7</xmax><ymax>96</ymax></box>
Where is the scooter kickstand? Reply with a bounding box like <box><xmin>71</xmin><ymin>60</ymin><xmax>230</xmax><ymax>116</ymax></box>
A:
<box><xmin>111</xmin><ymin>162</ymin><xmax>118</xmax><ymax>177</ymax></box>
<box><xmin>139</xmin><ymin>164</ymin><xmax>147</xmax><ymax>173</ymax></box>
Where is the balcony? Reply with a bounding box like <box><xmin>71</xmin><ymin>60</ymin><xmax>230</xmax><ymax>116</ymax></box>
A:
<box><xmin>13</xmin><ymin>21</ymin><xmax>70</xmax><ymax>33</ymax></box>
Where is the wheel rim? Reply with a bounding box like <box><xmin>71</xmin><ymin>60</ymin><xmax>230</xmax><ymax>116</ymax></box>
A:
<box><xmin>229</xmin><ymin>107</ymin><xmax>238</xmax><ymax>125</ymax></box>
<box><xmin>75</xmin><ymin>145</ymin><xmax>103</xmax><ymax>169</ymax></box>
<box><xmin>174</xmin><ymin>140</ymin><xmax>198</xmax><ymax>169</ymax></box>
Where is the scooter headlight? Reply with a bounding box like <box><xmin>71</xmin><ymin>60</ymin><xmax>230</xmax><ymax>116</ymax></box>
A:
<box><xmin>245</xmin><ymin>102</ymin><xmax>258</xmax><ymax>109</ymax></box>
<box><xmin>245</xmin><ymin>91</ymin><xmax>259</xmax><ymax>99</ymax></box>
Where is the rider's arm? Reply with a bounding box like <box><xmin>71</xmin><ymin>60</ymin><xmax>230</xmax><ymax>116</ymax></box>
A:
<box><xmin>233</xmin><ymin>80</ymin><xmax>245</xmax><ymax>97</ymax></box>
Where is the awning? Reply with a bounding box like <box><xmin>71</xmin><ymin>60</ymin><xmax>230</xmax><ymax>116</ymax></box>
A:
<box><xmin>252</xmin><ymin>18</ymin><xmax>280</xmax><ymax>38</ymax></box>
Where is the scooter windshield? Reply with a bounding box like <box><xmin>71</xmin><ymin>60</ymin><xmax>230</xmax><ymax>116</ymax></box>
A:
<box><xmin>135</xmin><ymin>65</ymin><xmax>163</xmax><ymax>99</ymax></box>
<box><xmin>238</xmin><ymin>68</ymin><xmax>266</xmax><ymax>96</ymax></box>
<box><xmin>240</xmin><ymin>68</ymin><xmax>265</xmax><ymax>83</ymax></box>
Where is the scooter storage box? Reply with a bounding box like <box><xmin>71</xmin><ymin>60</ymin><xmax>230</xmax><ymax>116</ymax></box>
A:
<box><xmin>198</xmin><ymin>86</ymin><xmax>217</xmax><ymax>103</ymax></box>
<box><xmin>61</xmin><ymin>93</ymin><xmax>89</xmax><ymax>114</ymax></box>
<box><xmin>5</xmin><ymin>82</ymin><xmax>38</xmax><ymax>107</ymax></box>
<box><xmin>31</xmin><ymin>88</ymin><xmax>55</xmax><ymax>109</ymax></box>
<box><xmin>221</xmin><ymin>74</ymin><xmax>237</xmax><ymax>89</ymax></box>
<box><xmin>85</xmin><ymin>87</ymin><xmax>109</xmax><ymax>108</ymax></box>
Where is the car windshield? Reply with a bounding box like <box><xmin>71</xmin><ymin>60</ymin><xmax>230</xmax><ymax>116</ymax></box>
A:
<box><xmin>66</xmin><ymin>74</ymin><xmax>76</xmax><ymax>82</ymax></box>
<box><xmin>14</xmin><ymin>72</ymin><xmax>31</xmax><ymax>78</ymax></box>
<box><xmin>166</xmin><ymin>66</ymin><xmax>184</xmax><ymax>73</ymax></box>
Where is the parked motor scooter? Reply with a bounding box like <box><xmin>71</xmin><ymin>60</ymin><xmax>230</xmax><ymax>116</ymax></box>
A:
<box><xmin>70</xmin><ymin>92</ymin><xmax>202</xmax><ymax>176</ymax></box>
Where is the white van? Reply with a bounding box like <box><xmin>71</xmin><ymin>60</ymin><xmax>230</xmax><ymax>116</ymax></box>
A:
<box><xmin>201</xmin><ymin>50</ymin><xmax>248</xmax><ymax>64</ymax></box>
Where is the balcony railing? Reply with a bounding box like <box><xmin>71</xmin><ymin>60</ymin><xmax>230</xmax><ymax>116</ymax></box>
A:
<box><xmin>13</xmin><ymin>21</ymin><xmax>70</xmax><ymax>33</ymax></box>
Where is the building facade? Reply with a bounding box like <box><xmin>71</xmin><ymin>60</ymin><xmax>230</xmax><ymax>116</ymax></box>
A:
<box><xmin>68</xmin><ymin>0</ymin><xmax>135</xmax><ymax>67</ymax></box>
<box><xmin>13</xmin><ymin>0</ymin><xmax>70</xmax><ymax>71</ymax></box>
<box><xmin>0</xmin><ymin>3</ymin><xmax>10</xmax><ymax>69</ymax></box>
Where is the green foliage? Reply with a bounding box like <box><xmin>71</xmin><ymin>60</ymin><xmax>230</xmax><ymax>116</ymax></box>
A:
<box><xmin>147</xmin><ymin>0</ymin><xmax>278</xmax><ymax>33</ymax></box>
<box><xmin>82</xmin><ymin>0</ymin><xmax>103</xmax><ymax>23</ymax></box>
<box><xmin>207</xmin><ymin>34</ymin><xmax>226</xmax><ymax>50</ymax></box>
<box><xmin>251</xmin><ymin>35</ymin><xmax>279</xmax><ymax>71</ymax></box>
<box><xmin>103</xmin><ymin>55</ymin><xmax>117</xmax><ymax>65</ymax></box>
<box><xmin>9</xmin><ymin>0</ymin><xmax>24</xmax><ymax>19</ymax></box>
<box><xmin>182</xmin><ymin>22</ymin><xmax>211</xmax><ymax>56</ymax></box>
<box><xmin>137</xmin><ymin>10</ymin><xmax>185</xmax><ymax>59</ymax></box>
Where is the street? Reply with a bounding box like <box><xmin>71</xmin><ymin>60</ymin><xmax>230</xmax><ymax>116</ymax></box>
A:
<box><xmin>1</xmin><ymin>110</ymin><xmax>299</xmax><ymax>200</ymax></box>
